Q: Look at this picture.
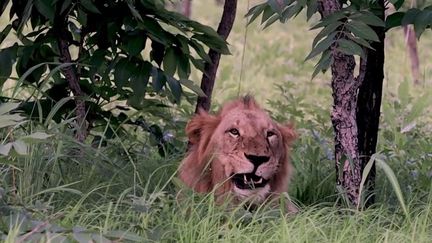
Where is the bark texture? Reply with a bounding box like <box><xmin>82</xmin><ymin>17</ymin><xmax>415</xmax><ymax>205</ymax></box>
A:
<box><xmin>195</xmin><ymin>0</ymin><xmax>237</xmax><ymax>113</ymax></box>
<box><xmin>356</xmin><ymin>0</ymin><xmax>385</xmax><ymax>207</ymax></box>
<box><xmin>54</xmin><ymin>10</ymin><xmax>88</xmax><ymax>142</ymax></box>
<box><xmin>318</xmin><ymin>0</ymin><xmax>363</xmax><ymax>206</ymax></box>
<box><xmin>403</xmin><ymin>25</ymin><xmax>420</xmax><ymax>84</ymax></box>
<box><xmin>183</xmin><ymin>0</ymin><xmax>192</xmax><ymax>18</ymax></box>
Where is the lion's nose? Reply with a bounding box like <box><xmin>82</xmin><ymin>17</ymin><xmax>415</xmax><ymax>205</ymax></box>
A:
<box><xmin>244</xmin><ymin>153</ymin><xmax>270</xmax><ymax>168</ymax></box>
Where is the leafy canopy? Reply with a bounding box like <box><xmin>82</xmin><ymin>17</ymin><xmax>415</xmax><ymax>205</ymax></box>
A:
<box><xmin>0</xmin><ymin>0</ymin><xmax>229</xmax><ymax>154</ymax></box>
<box><xmin>247</xmin><ymin>0</ymin><xmax>432</xmax><ymax>78</ymax></box>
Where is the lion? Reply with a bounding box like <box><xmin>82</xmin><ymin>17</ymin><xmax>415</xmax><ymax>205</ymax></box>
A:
<box><xmin>178</xmin><ymin>96</ymin><xmax>298</xmax><ymax>212</ymax></box>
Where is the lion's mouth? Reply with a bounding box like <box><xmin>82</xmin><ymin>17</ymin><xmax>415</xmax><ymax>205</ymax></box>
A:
<box><xmin>231</xmin><ymin>173</ymin><xmax>269</xmax><ymax>190</ymax></box>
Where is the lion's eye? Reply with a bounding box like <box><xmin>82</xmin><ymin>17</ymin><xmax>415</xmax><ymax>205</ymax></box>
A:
<box><xmin>228</xmin><ymin>128</ymin><xmax>240</xmax><ymax>137</ymax></box>
<box><xmin>267</xmin><ymin>131</ymin><xmax>276</xmax><ymax>137</ymax></box>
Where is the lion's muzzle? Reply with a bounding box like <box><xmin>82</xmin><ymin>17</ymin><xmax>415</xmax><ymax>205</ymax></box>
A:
<box><xmin>231</xmin><ymin>173</ymin><xmax>269</xmax><ymax>189</ymax></box>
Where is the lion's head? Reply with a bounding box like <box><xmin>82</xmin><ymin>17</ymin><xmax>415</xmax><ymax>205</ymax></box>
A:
<box><xmin>178</xmin><ymin>96</ymin><xmax>296</xmax><ymax>209</ymax></box>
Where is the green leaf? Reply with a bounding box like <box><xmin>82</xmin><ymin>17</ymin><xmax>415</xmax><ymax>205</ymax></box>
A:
<box><xmin>268</xmin><ymin>0</ymin><xmax>283</xmax><ymax>14</ymax></box>
<box><xmin>305</xmin><ymin>32</ymin><xmax>336</xmax><ymax>61</ymax></box>
<box><xmin>167</xmin><ymin>76</ymin><xmax>182</xmax><ymax>103</ymax></box>
<box><xmin>163</xmin><ymin>47</ymin><xmax>177</xmax><ymax>76</ymax></box>
<box><xmin>114</xmin><ymin>58</ymin><xmax>135</xmax><ymax>89</ymax></box>
<box><xmin>34</xmin><ymin>0</ymin><xmax>55</xmax><ymax>21</ymax></box>
<box><xmin>375</xmin><ymin>157</ymin><xmax>409</xmax><ymax>218</ymax></box>
<box><xmin>246</xmin><ymin>3</ymin><xmax>266</xmax><ymax>17</ymax></box>
<box><xmin>189</xmin><ymin>56</ymin><xmax>206</xmax><ymax>75</ymax></box>
<box><xmin>177</xmin><ymin>53</ymin><xmax>190</xmax><ymax>79</ymax></box>
<box><xmin>347</xmin><ymin>34</ymin><xmax>374</xmax><ymax>49</ymax></box>
<box><xmin>306</xmin><ymin>0</ymin><xmax>318</xmax><ymax>21</ymax></box>
<box><xmin>401</xmin><ymin>8</ymin><xmax>421</xmax><ymax>26</ymax></box>
<box><xmin>347</xmin><ymin>20</ymin><xmax>379</xmax><ymax>41</ymax></box>
<box><xmin>44</xmin><ymin>97</ymin><xmax>74</xmax><ymax>126</ymax></box>
<box><xmin>179</xmin><ymin>79</ymin><xmax>206</xmax><ymax>97</ymax></box>
<box><xmin>128</xmin><ymin>62</ymin><xmax>152</xmax><ymax>107</ymax></box>
<box><xmin>386</xmin><ymin>12</ymin><xmax>404</xmax><ymax>30</ymax></box>
<box><xmin>312</xmin><ymin>21</ymin><xmax>342</xmax><ymax>47</ymax></box>
<box><xmin>351</xmin><ymin>11</ymin><xmax>385</xmax><ymax>27</ymax></box>
<box><xmin>281</xmin><ymin>3</ymin><xmax>303</xmax><ymax>22</ymax></box>
<box><xmin>125</xmin><ymin>34</ymin><xmax>147</xmax><ymax>56</ymax></box>
<box><xmin>60</xmin><ymin>0</ymin><xmax>73</xmax><ymax>14</ymax></box>
<box><xmin>140</xmin><ymin>17</ymin><xmax>173</xmax><ymax>45</ymax></box>
<box><xmin>311</xmin><ymin>11</ymin><xmax>346</xmax><ymax>30</ymax></box>
<box><xmin>77</xmin><ymin>6</ymin><xmax>88</xmax><ymax>26</ymax></box>
<box><xmin>357</xmin><ymin>155</ymin><xmax>376</xmax><ymax>210</ymax></box>
<box><xmin>189</xmin><ymin>39</ymin><xmax>211</xmax><ymax>63</ymax></box>
<box><xmin>336</xmin><ymin>39</ymin><xmax>365</xmax><ymax>57</ymax></box>
<box><xmin>0</xmin><ymin>143</ymin><xmax>12</xmax><ymax>156</ymax></box>
<box><xmin>175</xmin><ymin>34</ymin><xmax>190</xmax><ymax>54</ymax></box>
<box><xmin>127</xmin><ymin>1</ymin><xmax>143</xmax><ymax>21</ymax></box>
<box><xmin>263</xmin><ymin>14</ymin><xmax>280</xmax><ymax>29</ymax></box>
<box><xmin>0</xmin><ymin>0</ymin><xmax>9</xmax><ymax>16</ymax></box>
<box><xmin>80</xmin><ymin>0</ymin><xmax>101</xmax><ymax>14</ymax></box>
<box><xmin>0</xmin><ymin>46</ymin><xmax>17</xmax><ymax>86</ymax></box>
<box><xmin>150</xmin><ymin>40</ymin><xmax>165</xmax><ymax>66</ymax></box>
<box><xmin>13</xmin><ymin>140</ymin><xmax>28</xmax><ymax>155</ymax></box>
<box><xmin>0</xmin><ymin>102</ymin><xmax>20</xmax><ymax>115</ymax></box>
<box><xmin>389</xmin><ymin>0</ymin><xmax>404</xmax><ymax>10</ymax></box>
<box><xmin>261</xmin><ymin>5</ymin><xmax>276</xmax><ymax>24</ymax></box>
<box><xmin>16</xmin><ymin>1</ymin><xmax>34</xmax><ymax>34</ymax></box>
<box><xmin>88</xmin><ymin>49</ymin><xmax>106</xmax><ymax>78</ymax></box>
<box><xmin>187</xmin><ymin>20</ymin><xmax>223</xmax><ymax>41</ymax></box>
<box><xmin>413</xmin><ymin>10</ymin><xmax>432</xmax><ymax>39</ymax></box>
<box><xmin>311</xmin><ymin>50</ymin><xmax>331</xmax><ymax>79</ymax></box>
<box><xmin>192</xmin><ymin>34</ymin><xmax>230</xmax><ymax>55</ymax></box>
<box><xmin>21</xmin><ymin>132</ymin><xmax>53</xmax><ymax>140</ymax></box>
<box><xmin>246</xmin><ymin>3</ymin><xmax>267</xmax><ymax>25</ymax></box>
<box><xmin>151</xmin><ymin>67</ymin><xmax>166</xmax><ymax>92</ymax></box>
<box><xmin>0</xmin><ymin>113</ymin><xmax>26</xmax><ymax>128</ymax></box>
<box><xmin>0</xmin><ymin>24</ymin><xmax>13</xmax><ymax>45</ymax></box>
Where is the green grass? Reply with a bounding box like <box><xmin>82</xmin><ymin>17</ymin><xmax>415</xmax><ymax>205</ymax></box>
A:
<box><xmin>1</xmin><ymin>0</ymin><xmax>432</xmax><ymax>242</ymax></box>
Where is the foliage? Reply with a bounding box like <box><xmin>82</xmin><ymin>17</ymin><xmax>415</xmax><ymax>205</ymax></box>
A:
<box><xmin>387</xmin><ymin>5</ymin><xmax>432</xmax><ymax>38</ymax></box>
<box><xmin>247</xmin><ymin>0</ymin><xmax>432</xmax><ymax>78</ymax></box>
<box><xmin>0</xmin><ymin>102</ymin><xmax>52</xmax><ymax>156</ymax></box>
<box><xmin>0</xmin><ymin>0</ymin><xmax>228</xmax><ymax>153</ymax></box>
<box><xmin>246</xmin><ymin>0</ymin><xmax>382</xmax><ymax>77</ymax></box>
<box><xmin>1</xmin><ymin>93</ymin><xmax>431</xmax><ymax>240</ymax></box>
<box><xmin>0</xmin><ymin>0</ymin><xmax>432</xmax><ymax>241</ymax></box>
<box><xmin>378</xmin><ymin>81</ymin><xmax>432</xmax><ymax>198</ymax></box>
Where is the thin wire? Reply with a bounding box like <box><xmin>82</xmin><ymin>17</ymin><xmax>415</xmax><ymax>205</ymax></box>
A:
<box><xmin>237</xmin><ymin>0</ymin><xmax>250</xmax><ymax>97</ymax></box>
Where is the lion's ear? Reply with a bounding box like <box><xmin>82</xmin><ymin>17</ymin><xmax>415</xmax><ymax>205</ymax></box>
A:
<box><xmin>277</xmin><ymin>123</ymin><xmax>297</xmax><ymax>146</ymax></box>
<box><xmin>186</xmin><ymin>110</ymin><xmax>219</xmax><ymax>145</ymax></box>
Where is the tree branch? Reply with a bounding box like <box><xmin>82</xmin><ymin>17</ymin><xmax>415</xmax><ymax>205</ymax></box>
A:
<box><xmin>195</xmin><ymin>0</ymin><xmax>237</xmax><ymax>113</ymax></box>
<box><xmin>54</xmin><ymin>9</ymin><xmax>88</xmax><ymax>142</ymax></box>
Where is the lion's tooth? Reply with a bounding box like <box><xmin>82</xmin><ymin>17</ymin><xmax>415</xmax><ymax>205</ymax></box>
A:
<box><xmin>257</xmin><ymin>178</ymin><xmax>263</xmax><ymax>184</ymax></box>
<box><xmin>243</xmin><ymin>175</ymin><xmax>247</xmax><ymax>184</ymax></box>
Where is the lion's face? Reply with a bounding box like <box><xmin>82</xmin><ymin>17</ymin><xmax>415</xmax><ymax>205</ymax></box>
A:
<box><xmin>211</xmin><ymin>108</ymin><xmax>287</xmax><ymax>200</ymax></box>
<box><xmin>179</xmin><ymin>96</ymin><xmax>296</xmax><ymax>205</ymax></box>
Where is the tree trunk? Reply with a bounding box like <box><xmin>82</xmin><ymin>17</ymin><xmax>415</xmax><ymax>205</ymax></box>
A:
<box><xmin>195</xmin><ymin>0</ymin><xmax>237</xmax><ymax>113</ymax></box>
<box><xmin>54</xmin><ymin>8</ymin><xmax>88</xmax><ymax>142</ymax></box>
<box><xmin>318</xmin><ymin>0</ymin><xmax>364</xmax><ymax>206</ymax></box>
<box><xmin>403</xmin><ymin>25</ymin><xmax>420</xmax><ymax>84</ymax></box>
<box><xmin>183</xmin><ymin>0</ymin><xmax>192</xmax><ymax>18</ymax></box>
<box><xmin>356</xmin><ymin>0</ymin><xmax>385</xmax><ymax>207</ymax></box>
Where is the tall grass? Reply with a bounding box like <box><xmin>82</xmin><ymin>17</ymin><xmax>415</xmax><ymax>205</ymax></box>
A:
<box><xmin>1</xmin><ymin>0</ymin><xmax>432</xmax><ymax>242</ymax></box>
